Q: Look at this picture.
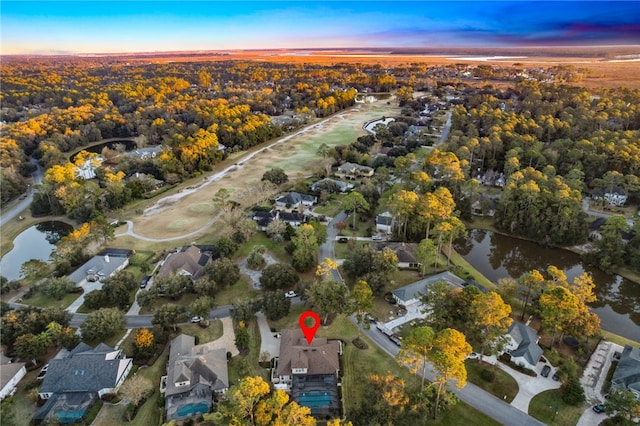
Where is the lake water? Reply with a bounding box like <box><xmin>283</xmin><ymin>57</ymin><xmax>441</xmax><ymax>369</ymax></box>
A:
<box><xmin>455</xmin><ymin>229</ymin><xmax>640</xmax><ymax>342</ymax></box>
<box><xmin>0</xmin><ymin>221</ymin><xmax>73</xmax><ymax>281</ymax></box>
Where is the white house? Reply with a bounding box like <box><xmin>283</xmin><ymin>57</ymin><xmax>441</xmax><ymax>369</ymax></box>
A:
<box><xmin>375</xmin><ymin>212</ymin><xmax>394</xmax><ymax>234</ymax></box>
<box><xmin>503</xmin><ymin>322</ymin><xmax>543</xmax><ymax>371</ymax></box>
<box><xmin>0</xmin><ymin>354</ymin><xmax>26</xmax><ymax>400</ymax></box>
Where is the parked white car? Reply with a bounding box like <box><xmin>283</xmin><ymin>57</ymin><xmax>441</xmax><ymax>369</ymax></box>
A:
<box><xmin>284</xmin><ymin>291</ymin><xmax>297</xmax><ymax>298</ymax></box>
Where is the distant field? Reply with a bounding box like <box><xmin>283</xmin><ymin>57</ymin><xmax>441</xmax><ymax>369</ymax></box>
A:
<box><xmin>125</xmin><ymin>98</ymin><xmax>400</xmax><ymax>240</ymax></box>
<box><xmin>127</xmin><ymin>47</ymin><xmax>640</xmax><ymax>89</ymax></box>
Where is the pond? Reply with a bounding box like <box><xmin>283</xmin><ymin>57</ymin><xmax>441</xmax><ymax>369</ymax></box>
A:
<box><xmin>0</xmin><ymin>221</ymin><xmax>73</xmax><ymax>281</ymax></box>
<box><xmin>455</xmin><ymin>229</ymin><xmax>640</xmax><ymax>342</ymax></box>
<box><xmin>69</xmin><ymin>139</ymin><xmax>137</xmax><ymax>162</ymax></box>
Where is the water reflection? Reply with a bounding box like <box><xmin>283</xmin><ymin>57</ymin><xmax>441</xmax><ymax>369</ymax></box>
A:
<box><xmin>455</xmin><ymin>229</ymin><xmax>640</xmax><ymax>342</ymax></box>
<box><xmin>0</xmin><ymin>221</ymin><xmax>73</xmax><ymax>281</ymax></box>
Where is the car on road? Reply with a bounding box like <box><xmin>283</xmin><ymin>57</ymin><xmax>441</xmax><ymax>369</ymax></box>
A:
<box><xmin>284</xmin><ymin>291</ymin><xmax>297</xmax><ymax>298</ymax></box>
<box><xmin>190</xmin><ymin>316</ymin><xmax>202</xmax><ymax>323</ymax></box>
<box><xmin>541</xmin><ymin>365</ymin><xmax>551</xmax><ymax>377</ymax></box>
<box><xmin>338</xmin><ymin>237</ymin><xmax>348</xmax><ymax>243</ymax></box>
<box><xmin>467</xmin><ymin>352</ymin><xmax>480</xmax><ymax>360</ymax></box>
<box><xmin>140</xmin><ymin>275</ymin><xmax>151</xmax><ymax>288</ymax></box>
<box><xmin>371</xmin><ymin>235</ymin><xmax>383</xmax><ymax>241</ymax></box>
<box><xmin>592</xmin><ymin>404</ymin><xmax>605</xmax><ymax>413</ymax></box>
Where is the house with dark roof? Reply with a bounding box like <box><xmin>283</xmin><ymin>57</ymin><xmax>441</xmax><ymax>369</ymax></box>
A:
<box><xmin>67</xmin><ymin>249</ymin><xmax>132</xmax><ymax>285</ymax></box>
<box><xmin>376</xmin><ymin>212</ymin><xmax>394</xmax><ymax>234</ymax></box>
<box><xmin>157</xmin><ymin>246</ymin><xmax>211</xmax><ymax>281</ymax></box>
<box><xmin>372</xmin><ymin>242</ymin><xmax>421</xmax><ymax>269</ymax></box>
<box><xmin>275</xmin><ymin>192</ymin><xmax>317</xmax><ymax>209</ymax></box>
<box><xmin>504</xmin><ymin>322</ymin><xmax>543</xmax><ymax>371</ymax></box>
<box><xmin>165</xmin><ymin>334</ymin><xmax>229</xmax><ymax>421</ymax></box>
<box><xmin>391</xmin><ymin>271</ymin><xmax>466</xmax><ymax>311</ymax></box>
<box><xmin>611</xmin><ymin>345</ymin><xmax>640</xmax><ymax>399</ymax></box>
<box><xmin>272</xmin><ymin>329</ymin><xmax>342</xmax><ymax>418</ymax></box>
<box><xmin>34</xmin><ymin>343</ymin><xmax>132</xmax><ymax>424</ymax></box>
<box><xmin>311</xmin><ymin>178</ymin><xmax>354</xmax><ymax>193</ymax></box>
<box><xmin>0</xmin><ymin>353</ymin><xmax>26</xmax><ymax>401</ymax></box>
<box><xmin>589</xmin><ymin>217</ymin><xmax>634</xmax><ymax>242</ymax></box>
<box><xmin>251</xmin><ymin>210</ymin><xmax>306</xmax><ymax>231</ymax></box>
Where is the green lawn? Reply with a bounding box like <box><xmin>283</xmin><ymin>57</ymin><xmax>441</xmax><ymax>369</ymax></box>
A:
<box><xmin>228</xmin><ymin>320</ymin><xmax>268</xmax><ymax>385</ymax></box>
<box><xmin>5</xmin><ymin>369</ymin><xmax>43</xmax><ymax>426</ymax></box>
<box><xmin>22</xmin><ymin>291</ymin><xmax>81</xmax><ymax>309</ymax></box>
<box><xmin>465</xmin><ymin>360</ymin><xmax>519</xmax><ymax>403</ymax></box>
<box><xmin>529</xmin><ymin>389</ymin><xmax>585</xmax><ymax>426</ymax></box>
<box><xmin>333</xmin><ymin>240</ymin><xmax>368</xmax><ymax>259</ymax></box>
<box><xmin>313</xmin><ymin>197</ymin><xmax>344</xmax><ymax>216</ymax></box>
<box><xmin>446</xmin><ymin>248</ymin><xmax>496</xmax><ymax>290</ymax></box>
<box><xmin>215</xmin><ymin>276</ymin><xmax>258</xmax><ymax>307</ymax></box>
<box><xmin>178</xmin><ymin>321</ymin><xmax>224</xmax><ymax>343</ymax></box>
<box><xmin>235</xmin><ymin>232</ymin><xmax>290</xmax><ymax>262</ymax></box>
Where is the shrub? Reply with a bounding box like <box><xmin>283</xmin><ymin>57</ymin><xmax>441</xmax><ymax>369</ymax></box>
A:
<box><xmin>480</xmin><ymin>369</ymin><xmax>496</xmax><ymax>383</ymax></box>
<box><xmin>562</xmin><ymin>377</ymin><xmax>585</xmax><ymax>405</ymax></box>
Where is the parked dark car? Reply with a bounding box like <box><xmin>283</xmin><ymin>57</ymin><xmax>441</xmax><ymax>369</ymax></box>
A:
<box><xmin>338</xmin><ymin>237</ymin><xmax>348</xmax><ymax>243</ymax></box>
<box><xmin>541</xmin><ymin>365</ymin><xmax>551</xmax><ymax>377</ymax></box>
<box><xmin>592</xmin><ymin>404</ymin><xmax>605</xmax><ymax>413</ymax></box>
<box><xmin>140</xmin><ymin>275</ymin><xmax>151</xmax><ymax>288</ymax></box>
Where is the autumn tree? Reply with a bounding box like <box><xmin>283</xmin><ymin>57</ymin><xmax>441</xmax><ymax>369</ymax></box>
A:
<box><xmin>469</xmin><ymin>292</ymin><xmax>513</xmax><ymax>357</ymax></box>
<box><xmin>133</xmin><ymin>328</ymin><xmax>156</xmax><ymax>359</ymax></box>
<box><xmin>397</xmin><ymin>326</ymin><xmax>435</xmax><ymax>392</ymax></box>
<box><xmin>359</xmin><ymin>373</ymin><xmax>410</xmax><ymax>426</ymax></box>
<box><xmin>351</xmin><ymin>280</ymin><xmax>374</xmax><ymax>339</ymax></box>
<box><xmin>518</xmin><ymin>269</ymin><xmax>545</xmax><ymax>321</ymax></box>
<box><xmin>539</xmin><ymin>285</ymin><xmax>581</xmax><ymax>347</ymax></box>
<box><xmin>429</xmin><ymin>328</ymin><xmax>472</xmax><ymax>419</ymax></box>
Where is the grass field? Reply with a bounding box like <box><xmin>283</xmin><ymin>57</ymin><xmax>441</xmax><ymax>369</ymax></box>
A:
<box><xmin>529</xmin><ymin>389</ymin><xmax>585</xmax><ymax>426</ymax></box>
<box><xmin>465</xmin><ymin>360</ymin><xmax>519</xmax><ymax>403</ymax></box>
<box><xmin>22</xmin><ymin>291</ymin><xmax>81</xmax><ymax>309</ymax></box>
<box><xmin>118</xmin><ymin>98</ymin><xmax>400</xmax><ymax>241</ymax></box>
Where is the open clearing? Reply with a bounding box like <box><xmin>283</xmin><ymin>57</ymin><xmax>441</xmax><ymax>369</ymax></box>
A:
<box><xmin>125</xmin><ymin>99</ymin><xmax>400</xmax><ymax>240</ymax></box>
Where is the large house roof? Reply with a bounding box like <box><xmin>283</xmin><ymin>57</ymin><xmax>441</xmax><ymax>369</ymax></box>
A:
<box><xmin>166</xmin><ymin>334</ymin><xmax>229</xmax><ymax>397</ymax></box>
<box><xmin>157</xmin><ymin>246</ymin><xmax>210</xmax><ymax>280</ymax></box>
<box><xmin>611</xmin><ymin>345</ymin><xmax>640</xmax><ymax>394</ymax></box>
<box><xmin>39</xmin><ymin>343</ymin><xmax>130</xmax><ymax>395</ymax></box>
<box><xmin>276</xmin><ymin>192</ymin><xmax>317</xmax><ymax>206</ymax></box>
<box><xmin>392</xmin><ymin>271</ymin><xmax>465</xmax><ymax>304</ymax></box>
<box><xmin>507</xmin><ymin>322</ymin><xmax>543</xmax><ymax>366</ymax></box>
<box><xmin>373</xmin><ymin>242</ymin><xmax>419</xmax><ymax>264</ymax></box>
<box><xmin>67</xmin><ymin>250</ymin><xmax>131</xmax><ymax>285</ymax></box>
<box><xmin>276</xmin><ymin>329</ymin><xmax>340</xmax><ymax>377</ymax></box>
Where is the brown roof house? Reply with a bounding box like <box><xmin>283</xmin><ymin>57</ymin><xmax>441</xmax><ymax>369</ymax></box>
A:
<box><xmin>157</xmin><ymin>246</ymin><xmax>211</xmax><ymax>281</ymax></box>
<box><xmin>373</xmin><ymin>242</ymin><xmax>421</xmax><ymax>269</ymax></box>
<box><xmin>272</xmin><ymin>329</ymin><xmax>342</xmax><ymax>418</ymax></box>
<box><xmin>164</xmin><ymin>334</ymin><xmax>229</xmax><ymax>421</ymax></box>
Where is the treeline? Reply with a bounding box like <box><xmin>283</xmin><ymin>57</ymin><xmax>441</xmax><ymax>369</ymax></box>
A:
<box><xmin>1</xmin><ymin>59</ymin><xmax>380</xmax><ymax>203</ymax></box>
<box><xmin>446</xmin><ymin>81</ymin><xmax>640</xmax><ymax>189</ymax></box>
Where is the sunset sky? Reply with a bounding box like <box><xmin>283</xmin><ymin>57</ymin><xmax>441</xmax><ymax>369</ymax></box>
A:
<box><xmin>2</xmin><ymin>1</ymin><xmax>639</xmax><ymax>55</ymax></box>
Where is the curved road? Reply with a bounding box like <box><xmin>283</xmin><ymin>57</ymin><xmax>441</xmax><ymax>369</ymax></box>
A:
<box><xmin>0</xmin><ymin>158</ymin><xmax>43</xmax><ymax>228</ymax></box>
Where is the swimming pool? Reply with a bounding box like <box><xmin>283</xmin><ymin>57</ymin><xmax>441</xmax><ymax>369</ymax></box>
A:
<box><xmin>55</xmin><ymin>408</ymin><xmax>87</xmax><ymax>424</ymax></box>
<box><xmin>176</xmin><ymin>402</ymin><xmax>209</xmax><ymax>417</ymax></box>
<box><xmin>297</xmin><ymin>391</ymin><xmax>333</xmax><ymax>407</ymax></box>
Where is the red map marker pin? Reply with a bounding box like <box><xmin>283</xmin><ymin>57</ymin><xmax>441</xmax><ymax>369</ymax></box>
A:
<box><xmin>299</xmin><ymin>311</ymin><xmax>320</xmax><ymax>345</ymax></box>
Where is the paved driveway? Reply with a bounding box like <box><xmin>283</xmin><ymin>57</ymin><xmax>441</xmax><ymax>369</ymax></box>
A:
<box><xmin>256</xmin><ymin>312</ymin><xmax>280</xmax><ymax>359</ymax></box>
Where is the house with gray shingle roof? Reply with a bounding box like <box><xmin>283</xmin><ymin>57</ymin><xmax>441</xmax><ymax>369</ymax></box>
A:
<box><xmin>611</xmin><ymin>344</ymin><xmax>640</xmax><ymax>399</ymax></box>
<box><xmin>34</xmin><ymin>343</ymin><xmax>132</xmax><ymax>424</ymax></box>
<box><xmin>67</xmin><ymin>249</ymin><xmax>132</xmax><ymax>285</ymax></box>
<box><xmin>157</xmin><ymin>246</ymin><xmax>211</xmax><ymax>281</ymax></box>
<box><xmin>504</xmin><ymin>322</ymin><xmax>543</xmax><ymax>371</ymax></box>
<box><xmin>275</xmin><ymin>192</ymin><xmax>317</xmax><ymax>209</ymax></box>
<box><xmin>391</xmin><ymin>271</ymin><xmax>465</xmax><ymax>309</ymax></box>
<box><xmin>165</xmin><ymin>334</ymin><xmax>229</xmax><ymax>421</ymax></box>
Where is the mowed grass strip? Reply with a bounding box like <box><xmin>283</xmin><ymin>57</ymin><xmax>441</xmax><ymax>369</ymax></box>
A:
<box><xmin>465</xmin><ymin>360</ymin><xmax>519</xmax><ymax>403</ymax></box>
<box><xmin>529</xmin><ymin>389</ymin><xmax>585</xmax><ymax>426</ymax></box>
